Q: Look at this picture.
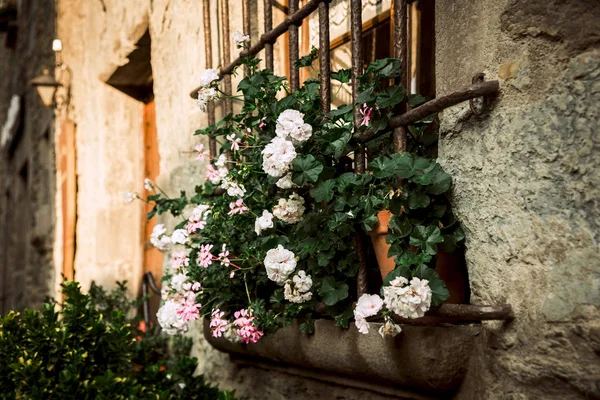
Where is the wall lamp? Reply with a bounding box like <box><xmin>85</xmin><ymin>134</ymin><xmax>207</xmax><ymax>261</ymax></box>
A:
<box><xmin>29</xmin><ymin>39</ymin><xmax>71</xmax><ymax>109</ymax></box>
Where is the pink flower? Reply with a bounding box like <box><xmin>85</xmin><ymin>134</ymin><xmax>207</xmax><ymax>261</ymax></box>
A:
<box><xmin>360</xmin><ymin>104</ymin><xmax>373</xmax><ymax>127</ymax></box>
<box><xmin>176</xmin><ymin>292</ymin><xmax>201</xmax><ymax>322</ymax></box>
<box><xmin>227</xmin><ymin>199</ymin><xmax>248</xmax><ymax>216</ymax></box>
<box><xmin>206</xmin><ymin>164</ymin><xmax>220</xmax><ymax>182</ymax></box>
<box><xmin>229</xmin><ymin>271</ymin><xmax>235</xmax><ymax>279</ymax></box>
<box><xmin>233</xmin><ymin>309</ymin><xmax>264</xmax><ymax>344</ymax></box>
<box><xmin>259</xmin><ymin>117</ymin><xmax>267</xmax><ymax>130</ymax></box>
<box><xmin>210</xmin><ymin>308</ymin><xmax>229</xmax><ymax>338</ymax></box>
<box><xmin>195</xmin><ymin>144</ymin><xmax>210</xmax><ymax>161</ymax></box>
<box><xmin>199</xmin><ymin>244</ymin><xmax>214</xmax><ymax>267</ymax></box>
<box><xmin>226</xmin><ymin>134</ymin><xmax>242</xmax><ymax>152</ymax></box>
<box><xmin>171</xmin><ymin>252</ymin><xmax>190</xmax><ymax>271</ymax></box>
<box><xmin>186</xmin><ymin>210</ymin><xmax>207</xmax><ymax>233</ymax></box>
<box><xmin>218</xmin><ymin>244</ymin><xmax>231</xmax><ymax>267</ymax></box>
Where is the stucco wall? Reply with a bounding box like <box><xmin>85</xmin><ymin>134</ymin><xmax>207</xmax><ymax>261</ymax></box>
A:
<box><xmin>57</xmin><ymin>0</ymin><xmax>149</xmax><ymax>296</ymax></box>
<box><xmin>436</xmin><ymin>0</ymin><xmax>600</xmax><ymax>398</ymax></box>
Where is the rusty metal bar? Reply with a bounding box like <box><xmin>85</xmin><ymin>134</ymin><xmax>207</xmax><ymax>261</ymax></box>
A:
<box><xmin>318</xmin><ymin>0</ymin><xmax>330</xmax><ymax>113</ymax></box>
<box><xmin>190</xmin><ymin>0</ymin><xmax>323</xmax><ymax>98</ymax></box>
<box><xmin>221</xmin><ymin>0</ymin><xmax>233</xmax><ymax>116</ymax></box>
<box><xmin>264</xmin><ymin>0</ymin><xmax>274</xmax><ymax>70</ymax></box>
<box><xmin>392</xmin><ymin>0</ymin><xmax>408</xmax><ymax>153</ymax></box>
<box><xmin>242</xmin><ymin>0</ymin><xmax>252</xmax><ymax>76</ymax></box>
<box><xmin>142</xmin><ymin>272</ymin><xmax>162</xmax><ymax>327</ymax></box>
<box><xmin>203</xmin><ymin>0</ymin><xmax>217</xmax><ymax>156</ymax></box>
<box><xmin>350</xmin><ymin>0</ymin><xmax>368</xmax><ymax>298</ymax></box>
<box><xmin>288</xmin><ymin>0</ymin><xmax>300</xmax><ymax>91</ymax></box>
<box><xmin>354</xmin><ymin>80</ymin><xmax>500</xmax><ymax>141</ymax></box>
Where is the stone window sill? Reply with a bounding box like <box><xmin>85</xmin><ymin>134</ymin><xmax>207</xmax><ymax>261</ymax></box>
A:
<box><xmin>204</xmin><ymin>318</ymin><xmax>481</xmax><ymax>397</ymax></box>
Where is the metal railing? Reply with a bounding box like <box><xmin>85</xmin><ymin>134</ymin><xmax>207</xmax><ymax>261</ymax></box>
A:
<box><xmin>184</xmin><ymin>0</ymin><xmax>510</xmax><ymax>322</ymax></box>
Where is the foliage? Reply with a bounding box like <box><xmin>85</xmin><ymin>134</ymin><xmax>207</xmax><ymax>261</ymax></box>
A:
<box><xmin>145</xmin><ymin>51</ymin><xmax>464</xmax><ymax>339</ymax></box>
<box><xmin>0</xmin><ymin>281</ymin><xmax>236</xmax><ymax>400</ymax></box>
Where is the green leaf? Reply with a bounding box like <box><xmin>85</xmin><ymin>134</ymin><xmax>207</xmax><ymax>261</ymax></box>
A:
<box><xmin>376</xmin><ymin>86</ymin><xmax>406</xmax><ymax>109</ymax></box>
<box><xmin>391</xmin><ymin>152</ymin><xmax>431</xmax><ymax>179</ymax></box>
<box><xmin>295</xmin><ymin>46</ymin><xmax>318</xmax><ymax>68</ymax></box>
<box><xmin>331</xmin><ymin>69</ymin><xmax>351</xmax><ymax>84</ymax></box>
<box><xmin>318</xmin><ymin>277</ymin><xmax>349</xmax><ymax>306</ymax></box>
<box><xmin>369</xmin><ymin>156</ymin><xmax>396</xmax><ymax>179</ymax></box>
<box><xmin>310</xmin><ymin>180</ymin><xmax>336</xmax><ymax>202</ymax></box>
<box><xmin>427</xmin><ymin>168</ymin><xmax>452</xmax><ymax>195</ymax></box>
<box><xmin>407</xmin><ymin>94</ymin><xmax>429</xmax><ymax>108</ymax></box>
<box><xmin>292</xmin><ymin>155</ymin><xmax>324</xmax><ymax>185</ymax></box>
<box><xmin>361</xmin><ymin>214</ymin><xmax>378</xmax><ymax>231</ymax></box>
<box><xmin>408</xmin><ymin>191</ymin><xmax>430</xmax><ymax>209</ymax></box>
<box><xmin>356</xmin><ymin>87</ymin><xmax>377</xmax><ymax>105</ymax></box>
<box><xmin>409</xmin><ymin>225</ymin><xmax>444</xmax><ymax>255</ymax></box>
<box><xmin>387</xmin><ymin>215</ymin><xmax>412</xmax><ymax>241</ymax></box>
<box><xmin>413</xmin><ymin>264</ymin><xmax>450</xmax><ymax>306</ymax></box>
<box><xmin>365</xmin><ymin>58</ymin><xmax>402</xmax><ymax>79</ymax></box>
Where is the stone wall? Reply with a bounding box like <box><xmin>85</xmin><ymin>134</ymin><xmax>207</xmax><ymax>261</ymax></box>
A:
<box><xmin>0</xmin><ymin>0</ymin><xmax>57</xmax><ymax>310</ymax></box>
<box><xmin>436</xmin><ymin>0</ymin><xmax>600</xmax><ymax>398</ymax></box>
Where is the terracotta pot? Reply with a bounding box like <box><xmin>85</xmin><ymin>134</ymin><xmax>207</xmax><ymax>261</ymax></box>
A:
<box><xmin>368</xmin><ymin>210</ymin><xmax>396</xmax><ymax>280</ymax></box>
<box><xmin>367</xmin><ymin>209</ymin><xmax>469</xmax><ymax>304</ymax></box>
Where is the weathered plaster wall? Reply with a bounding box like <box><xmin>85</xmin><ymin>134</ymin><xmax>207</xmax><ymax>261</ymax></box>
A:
<box><xmin>0</xmin><ymin>0</ymin><xmax>57</xmax><ymax>310</ymax></box>
<box><xmin>436</xmin><ymin>0</ymin><xmax>600</xmax><ymax>398</ymax></box>
<box><xmin>57</xmin><ymin>0</ymin><xmax>149</xmax><ymax>296</ymax></box>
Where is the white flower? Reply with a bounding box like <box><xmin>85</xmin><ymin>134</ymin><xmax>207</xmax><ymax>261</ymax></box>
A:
<box><xmin>144</xmin><ymin>178</ymin><xmax>154</xmax><ymax>191</ymax></box>
<box><xmin>262</xmin><ymin>137</ymin><xmax>296</xmax><ymax>178</ymax></box>
<box><xmin>191</xmin><ymin>204</ymin><xmax>211</xmax><ymax>219</ymax></box>
<box><xmin>383</xmin><ymin>277</ymin><xmax>432</xmax><ymax>319</ymax></box>
<box><xmin>157</xmin><ymin>300</ymin><xmax>188</xmax><ymax>335</ymax></box>
<box><xmin>199</xmin><ymin>69</ymin><xmax>219</xmax><ymax>87</ymax></box>
<box><xmin>150</xmin><ymin>224</ymin><xmax>170</xmax><ymax>251</ymax></box>
<box><xmin>273</xmin><ymin>193</ymin><xmax>305</xmax><ymax>224</ymax></box>
<box><xmin>215</xmin><ymin>154</ymin><xmax>227</xmax><ymax>168</ymax></box>
<box><xmin>355</xmin><ymin>317</ymin><xmax>370</xmax><ymax>334</ymax></box>
<box><xmin>233</xmin><ymin>30</ymin><xmax>250</xmax><ymax>48</ymax></box>
<box><xmin>378</xmin><ymin>316</ymin><xmax>402</xmax><ymax>338</ymax></box>
<box><xmin>170</xmin><ymin>273</ymin><xmax>189</xmax><ymax>293</ymax></box>
<box><xmin>275</xmin><ymin>174</ymin><xmax>294</xmax><ymax>189</ymax></box>
<box><xmin>255</xmin><ymin>210</ymin><xmax>274</xmax><ymax>235</ymax></box>
<box><xmin>293</xmin><ymin>270</ymin><xmax>312</xmax><ymax>293</ymax></box>
<box><xmin>171</xmin><ymin>229</ymin><xmax>189</xmax><ymax>245</ymax></box>
<box><xmin>354</xmin><ymin>294</ymin><xmax>383</xmax><ymax>319</ymax></box>
<box><xmin>264</xmin><ymin>245</ymin><xmax>297</xmax><ymax>283</ymax></box>
<box><xmin>220</xmin><ymin>177</ymin><xmax>246</xmax><ymax>198</ymax></box>
<box><xmin>196</xmin><ymin>87</ymin><xmax>218</xmax><ymax>112</ymax></box>
<box><xmin>124</xmin><ymin>192</ymin><xmax>138</xmax><ymax>203</ymax></box>
<box><xmin>284</xmin><ymin>270</ymin><xmax>313</xmax><ymax>303</ymax></box>
<box><xmin>275</xmin><ymin>109</ymin><xmax>313</xmax><ymax>143</ymax></box>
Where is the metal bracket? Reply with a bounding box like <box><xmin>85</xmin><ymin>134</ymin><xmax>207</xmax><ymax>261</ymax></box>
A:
<box><xmin>469</xmin><ymin>73</ymin><xmax>490</xmax><ymax>116</ymax></box>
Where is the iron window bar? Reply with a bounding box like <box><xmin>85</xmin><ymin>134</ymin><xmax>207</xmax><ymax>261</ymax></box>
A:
<box><xmin>184</xmin><ymin>0</ymin><xmax>510</xmax><ymax>323</ymax></box>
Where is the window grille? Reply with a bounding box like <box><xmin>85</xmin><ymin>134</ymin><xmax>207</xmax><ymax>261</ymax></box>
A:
<box><xmin>183</xmin><ymin>0</ymin><xmax>509</xmax><ymax>324</ymax></box>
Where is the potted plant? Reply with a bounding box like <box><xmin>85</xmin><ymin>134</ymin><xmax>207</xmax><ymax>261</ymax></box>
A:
<box><xmin>131</xmin><ymin>37</ymin><xmax>467</xmax><ymax>341</ymax></box>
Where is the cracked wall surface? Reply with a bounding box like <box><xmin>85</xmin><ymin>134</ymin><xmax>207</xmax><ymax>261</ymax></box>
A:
<box><xmin>437</xmin><ymin>0</ymin><xmax>600</xmax><ymax>398</ymax></box>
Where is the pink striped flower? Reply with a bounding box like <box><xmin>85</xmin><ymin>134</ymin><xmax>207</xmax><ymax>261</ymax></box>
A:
<box><xmin>199</xmin><ymin>244</ymin><xmax>214</xmax><ymax>268</ymax></box>
<box><xmin>227</xmin><ymin>199</ymin><xmax>248</xmax><ymax>216</ymax></box>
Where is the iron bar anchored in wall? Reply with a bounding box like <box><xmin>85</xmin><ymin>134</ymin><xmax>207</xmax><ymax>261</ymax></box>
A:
<box><xmin>188</xmin><ymin>0</ymin><xmax>508</xmax><ymax>323</ymax></box>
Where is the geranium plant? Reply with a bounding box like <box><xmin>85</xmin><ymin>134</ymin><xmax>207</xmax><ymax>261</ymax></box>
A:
<box><xmin>133</xmin><ymin>34</ymin><xmax>464</xmax><ymax>341</ymax></box>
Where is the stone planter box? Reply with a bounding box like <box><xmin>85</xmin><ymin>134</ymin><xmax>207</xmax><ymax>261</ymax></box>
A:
<box><xmin>204</xmin><ymin>318</ymin><xmax>481</xmax><ymax>397</ymax></box>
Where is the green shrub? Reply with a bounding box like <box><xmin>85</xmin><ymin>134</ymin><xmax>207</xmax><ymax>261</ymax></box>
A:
<box><xmin>0</xmin><ymin>281</ymin><xmax>236</xmax><ymax>400</ymax></box>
